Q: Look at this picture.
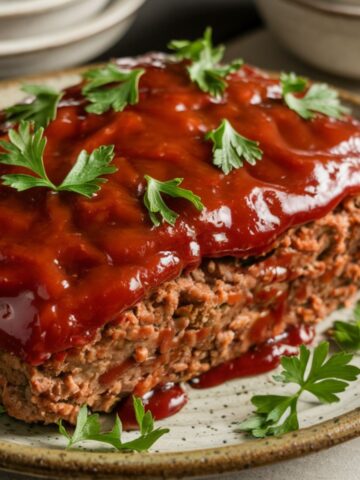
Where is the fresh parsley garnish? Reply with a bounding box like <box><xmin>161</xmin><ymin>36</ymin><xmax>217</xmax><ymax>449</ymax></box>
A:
<box><xmin>0</xmin><ymin>406</ymin><xmax>5</xmax><ymax>414</ymax></box>
<box><xmin>82</xmin><ymin>63</ymin><xmax>145</xmax><ymax>115</ymax></box>
<box><xmin>5</xmin><ymin>84</ymin><xmax>62</xmax><ymax>128</ymax></box>
<box><xmin>58</xmin><ymin>396</ymin><xmax>169</xmax><ymax>452</ymax></box>
<box><xmin>55</xmin><ymin>145</ymin><xmax>117</xmax><ymax>197</ymax></box>
<box><xmin>168</xmin><ymin>27</ymin><xmax>243</xmax><ymax>98</ymax></box>
<box><xmin>206</xmin><ymin>119</ymin><xmax>263</xmax><ymax>175</ymax></box>
<box><xmin>238</xmin><ymin>341</ymin><xmax>360</xmax><ymax>438</ymax></box>
<box><xmin>0</xmin><ymin>121</ymin><xmax>117</xmax><ymax>197</ymax></box>
<box><xmin>280</xmin><ymin>72</ymin><xmax>349</xmax><ymax>120</ymax></box>
<box><xmin>330</xmin><ymin>302</ymin><xmax>360</xmax><ymax>353</ymax></box>
<box><xmin>143</xmin><ymin>175</ymin><xmax>204</xmax><ymax>227</ymax></box>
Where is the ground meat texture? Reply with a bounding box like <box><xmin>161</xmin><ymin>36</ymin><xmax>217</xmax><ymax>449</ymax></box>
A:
<box><xmin>1</xmin><ymin>196</ymin><xmax>360</xmax><ymax>425</ymax></box>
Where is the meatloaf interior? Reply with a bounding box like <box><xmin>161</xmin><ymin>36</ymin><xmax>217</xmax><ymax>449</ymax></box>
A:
<box><xmin>1</xmin><ymin>196</ymin><xmax>359</xmax><ymax>424</ymax></box>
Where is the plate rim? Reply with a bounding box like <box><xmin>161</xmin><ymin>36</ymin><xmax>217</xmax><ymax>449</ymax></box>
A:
<box><xmin>0</xmin><ymin>408</ymin><xmax>360</xmax><ymax>478</ymax></box>
<box><xmin>0</xmin><ymin>67</ymin><xmax>360</xmax><ymax>479</ymax></box>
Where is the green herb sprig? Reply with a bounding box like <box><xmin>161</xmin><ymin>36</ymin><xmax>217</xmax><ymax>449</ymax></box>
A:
<box><xmin>82</xmin><ymin>63</ymin><xmax>145</xmax><ymax>115</ymax></box>
<box><xmin>0</xmin><ymin>121</ymin><xmax>117</xmax><ymax>197</ymax></box>
<box><xmin>168</xmin><ymin>27</ymin><xmax>243</xmax><ymax>98</ymax></box>
<box><xmin>206</xmin><ymin>119</ymin><xmax>263</xmax><ymax>175</ymax></box>
<box><xmin>5</xmin><ymin>84</ymin><xmax>62</xmax><ymax>128</ymax></box>
<box><xmin>280</xmin><ymin>72</ymin><xmax>349</xmax><ymax>120</ymax></box>
<box><xmin>238</xmin><ymin>341</ymin><xmax>360</xmax><ymax>438</ymax></box>
<box><xmin>58</xmin><ymin>396</ymin><xmax>169</xmax><ymax>452</ymax></box>
<box><xmin>330</xmin><ymin>301</ymin><xmax>360</xmax><ymax>353</ymax></box>
<box><xmin>143</xmin><ymin>175</ymin><xmax>204</xmax><ymax>226</ymax></box>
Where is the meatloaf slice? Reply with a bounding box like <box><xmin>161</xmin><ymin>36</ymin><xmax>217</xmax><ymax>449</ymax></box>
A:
<box><xmin>0</xmin><ymin>196</ymin><xmax>359</xmax><ymax>424</ymax></box>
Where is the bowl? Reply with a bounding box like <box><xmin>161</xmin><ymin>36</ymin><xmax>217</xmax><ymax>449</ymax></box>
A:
<box><xmin>0</xmin><ymin>0</ymin><xmax>110</xmax><ymax>40</ymax></box>
<box><xmin>255</xmin><ymin>0</ymin><xmax>360</xmax><ymax>79</ymax></box>
<box><xmin>0</xmin><ymin>0</ymin><xmax>145</xmax><ymax>78</ymax></box>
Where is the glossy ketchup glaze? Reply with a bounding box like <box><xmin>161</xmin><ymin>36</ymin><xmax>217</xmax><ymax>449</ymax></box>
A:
<box><xmin>190</xmin><ymin>324</ymin><xmax>314</xmax><ymax>389</ymax></box>
<box><xmin>117</xmin><ymin>382</ymin><xmax>188</xmax><ymax>430</ymax></box>
<box><xmin>1</xmin><ymin>54</ymin><xmax>360</xmax><ymax>364</ymax></box>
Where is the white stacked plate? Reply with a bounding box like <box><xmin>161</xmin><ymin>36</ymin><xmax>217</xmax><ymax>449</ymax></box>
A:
<box><xmin>0</xmin><ymin>0</ymin><xmax>146</xmax><ymax>78</ymax></box>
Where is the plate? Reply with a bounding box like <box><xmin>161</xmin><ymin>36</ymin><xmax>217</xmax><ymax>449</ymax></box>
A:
<box><xmin>0</xmin><ymin>69</ymin><xmax>360</xmax><ymax>479</ymax></box>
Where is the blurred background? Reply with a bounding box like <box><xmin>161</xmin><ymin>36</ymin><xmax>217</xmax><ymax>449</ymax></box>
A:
<box><xmin>1</xmin><ymin>0</ymin><xmax>360</xmax><ymax>93</ymax></box>
<box><xmin>0</xmin><ymin>0</ymin><xmax>259</xmax><ymax>77</ymax></box>
<box><xmin>98</xmin><ymin>0</ymin><xmax>259</xmax><ymax>59</ymax></box>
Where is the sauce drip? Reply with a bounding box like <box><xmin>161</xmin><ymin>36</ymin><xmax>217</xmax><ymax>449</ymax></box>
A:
<box><xmin>118</xmin><ymin>325</ymin><xmax>313</xmax><ymax>428</ymax></box>
<box><xmin>117</xmin><ymin>382</ymin><xmax>187</xmax><ymax>430</ymax></box>
<box><xmin>1</xmin><ymin>54</ymin><xmax>360</xmax><ymax>364</ymax></box>
<box><xmin>190</xmin><ymin>324</ymin><xmax>314</xmax><ymax>389</ymax></box>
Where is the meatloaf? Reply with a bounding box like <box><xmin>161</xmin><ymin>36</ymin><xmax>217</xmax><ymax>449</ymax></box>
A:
<box><xmin>1</xmin><ymin>197</ymin><xmax>360</xmax><ymax>424</ymax></box>
<box><xmin>1</xmin><ymin>54</ymin><xmax>360</xmax><ymax>424</ymax></box>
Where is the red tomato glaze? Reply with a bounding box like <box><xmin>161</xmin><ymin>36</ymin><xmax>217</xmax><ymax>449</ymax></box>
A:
<box><xmin>117</xmin><ymin>383</ymin><xmax>188</xmax><ymax>430</ymax></box>
<box><xmin>190</xmin><ymin>324</ymin><xmax>314</xmax><ymax>389</ymax></box>
<box><xmin>1</xmin><ymin>54</ymin><xmax>360</xmax><ymax>364</ymax></box>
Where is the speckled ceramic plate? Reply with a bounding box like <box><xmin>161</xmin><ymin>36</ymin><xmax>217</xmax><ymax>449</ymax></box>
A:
<box><xmin>0</xmin><ymin>71</ymin><xmax>360</xmax><ymax>479</ymax></box>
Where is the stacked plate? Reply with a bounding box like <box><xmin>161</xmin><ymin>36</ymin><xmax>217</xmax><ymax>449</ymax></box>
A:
<box><xmin>0</xmin><ymin>0</ymin><xmax>146</xmax><ymax>78</ymax></box>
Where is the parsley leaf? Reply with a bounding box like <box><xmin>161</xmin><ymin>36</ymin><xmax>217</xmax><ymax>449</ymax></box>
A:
<box><xmin>238</xmin><ymin>395</ymin><xmax>299</xmax><ymax>438</ymax></box>
<box><xmin>0</xmin><ymin>121</ymin><xmax>117</xmax><ymax>197</ymax></box>
<box><xmin>5</xmin><ymin>84</ymin><xmax>62</xmax><ymax>128</ymax></box>
<box><xmin>58</xmin><ymin>396</ymin><xmax>169</xmax><ymax>452</ymax></box>
<box><xmin>82</xmin><ymin>63</ymin><xmax>145</xmax><ymax>115</ymax></box>
<box><xmin>280</xmin><ymin>72</ymin><xmax>349</xmax><ymax>120</ymax></box>
<box><xmin>330</xmin><ymin>301</ymin><xmax>360</xmax><ymax>353</ymax></box>
<box><xmin>0</xmin><ymin>120</ymin><xmax>53</xmax><ymax>191</ymax></box>
<box><xmin>168</xmin><ymin>27</ymin><xmax>243</xmax><ymax>98</ymax></box>
<box><xmin>57</xmin><ymin>145</ymin><xmax>117</xmax><ymax>197</ymax></box>
<box><xmin>206</xmin><ymin>119</ymin><xmax>263</xmax><ymax>174</ymax></box>
<box><xmin>238</xmin><ymin>341</ymin><xmax>360</xmax><ymax>438</ymax></box>
<box><xmin>281</xmin><ymin>72</ymin><xmax>307</xmax><ymax>96</ymax></box>
<box><xmin>0</xmin><ymin>406</ymin><xmax>5</xmax><ymax>414</ymax></box>
<box><xmin>143</xmin><ymin>175</ymin><xmax>204</xmax><ymax>227</ymax></box>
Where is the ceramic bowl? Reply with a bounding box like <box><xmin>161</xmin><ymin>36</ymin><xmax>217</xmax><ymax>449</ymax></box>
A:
<box><xmin>0</xmin><ymin>0</ymin><xmax>110</xmax><ymax>40</ymax></box>
<box><xmin>0</xmin><ymin>0</ymin><xmax>145</xmax><ymax>78</ymax></box>
<box><xmin>255</xmin><ymin>0</ymin><xmax>360</xmax><ymax>79</ymax></box>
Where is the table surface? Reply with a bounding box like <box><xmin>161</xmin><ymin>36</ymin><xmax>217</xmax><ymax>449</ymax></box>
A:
<box><xmin>2</xmin><ymin>0</ymin><xmax>360</xmax><ymax>478</ymax></box>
